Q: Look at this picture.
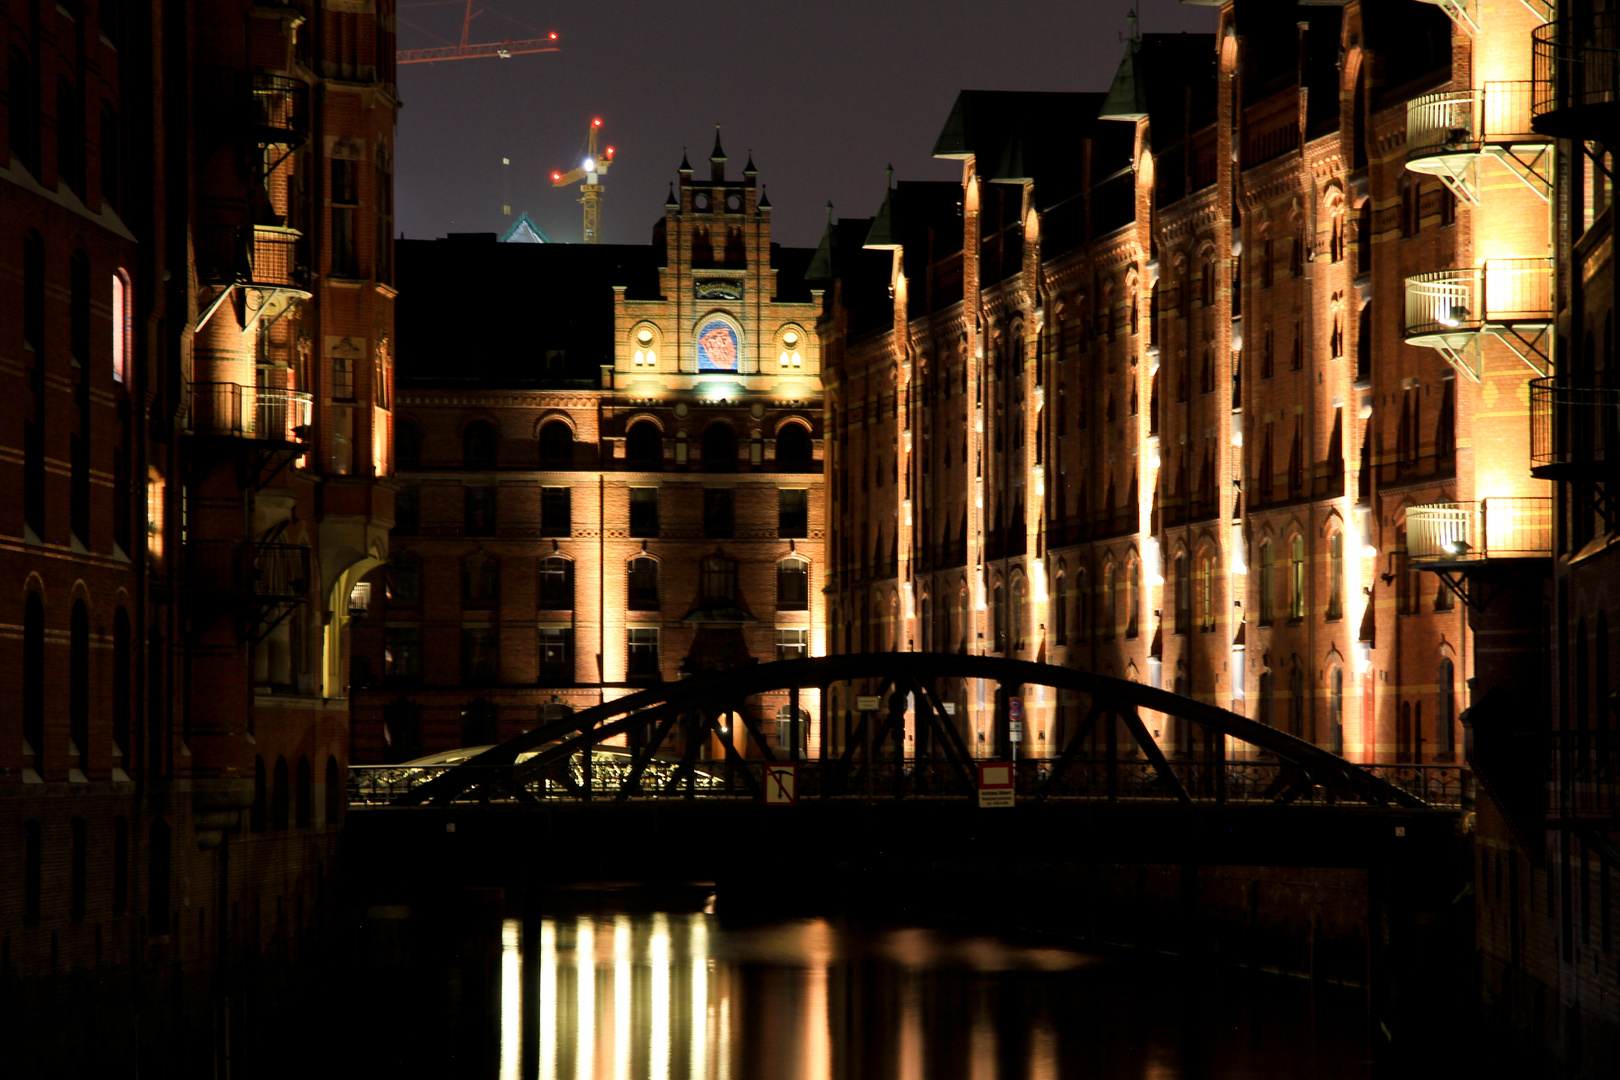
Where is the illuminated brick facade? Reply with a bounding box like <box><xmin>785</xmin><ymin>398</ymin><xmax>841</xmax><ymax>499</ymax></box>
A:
<box><xmin>1</xmin><ymin>2</ymin><xmax>396</xmax><ymax>1068</ymax></box>
<box><xmin>350</xmin><ymin>141</ymin><xmax>827</xmax><ymax>761</ymax></box>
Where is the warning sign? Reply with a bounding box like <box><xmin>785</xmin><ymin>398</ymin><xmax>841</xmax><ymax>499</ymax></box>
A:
<box><xmin>977</xmin><ymin>761</ymin><xmax>1016</xmax><ymax>808</ymax></box>
<box><xmin>764</xmin><ymin>763</ymin><xmax>798</xmax><ymax>806</ymax></box>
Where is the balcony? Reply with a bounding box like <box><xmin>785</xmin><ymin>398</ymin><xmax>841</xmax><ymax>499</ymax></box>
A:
<box><xmin>1550</xmin><ymin>730</ymin><xmax>1620</xmax><ymax>825</ymax></box>
<box><xmin>249</xmin><ymin>73</ymin><xmax>310</xmax><ymax>148</ymax></box>
<box><xmin>1405</xmin><ymin>82</ymin><xmax>1549</xmax><ymax>202</ymax></box>
<box><xmin>1532</xmin><ymin>13</ymin><xmax>1619</xmax><ymax>140</ymax></box>
<box><xmin>1403</xmin><ymin>258</ymin><xmax>1553</xmax><ymax>380</ymax></box>
<box><xmin>195</xmin><ymin>224</ymin><xmax>311</xmax><ymax>293</ymax></box>
<box><xmin>1406</xmin><ymin>497</ymin><xmax>1552</xmax><ymax>566</ymax></box>
<box><xmin>188</xmin><ymin>382</ymin><xmax>313</xmax><ymax>444</ymax></box>
<box><xmin>1529</xmin><ymin>376</ymin><xmax>1620</xmax><ymax>480</ymax></box>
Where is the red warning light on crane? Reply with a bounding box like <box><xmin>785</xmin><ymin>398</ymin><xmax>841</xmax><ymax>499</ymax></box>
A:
<box><xmin>549</xmin><ymin>32</ymin><xmax>558</xmax><ymax>40</ymax></box>
<box><xmin>592</xmin><ymin>118</ymin><xmax>602</xmax><ymax>128</ymax></box>
<box><xmin>551</xmin><ymin>171</ymin><xmax>561</xmax><ymax>181</ymax></box>
<box><xmin>605</xmin><ymin>146</ymin><xmax>614</xmax><ymax>157</ymax></box>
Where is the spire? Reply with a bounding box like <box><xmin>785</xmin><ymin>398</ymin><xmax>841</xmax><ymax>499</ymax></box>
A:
<box><xmin>678</xmin><ymin>147</ymin><xmax>692</xmax><ymax>174</ymax></box>
<box><xmin>1127</xmin><ymin>4</ymin><xmax>1139</xmax><ymax>41</ymax></box>
<box><xmin>886</xmin><ymin>163</ymin><xmax>894</xmax><ymax>189</ymax></box>
<box><xmin>826</xmin><ymin>200</ymin><xmax>834</xmax><ymax>224</ymax></box>
<box><xmin>757</xmin><ymin>184</ymin><xmax>771</xmax><ymax>210</ymax></box>
<box><xmin>744</xmin><ymin>149</ymin><xmax>757</xmax><ymax>176</ymax></box>
<box><xmin>666</xmin><ymin>183</ymin><xmax>678</xmax><ymax>208</ymax></box>
<box><xmin>709</xmin><ymin>126</ymin><xmax>726</xmax><ymax>181</ymax></box>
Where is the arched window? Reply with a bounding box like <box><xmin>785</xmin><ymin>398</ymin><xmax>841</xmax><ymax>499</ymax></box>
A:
<box><xmin>958</xmin><ymin>585</ymin><xmax>969</xmax><ymax>653</ymax></box>
<box><xmin>324</xmin><ymin>755</ymin><xmax>344</xmax><ymax>827</ymax></box>
<box><xmin>626</xmin><ymin>420</ymin><xmax>662</xmax><ymax>469</ymax></box>
<box><xmin>1258</xmin><ymin>667</ymin><xmax>1274</xmax><ymax>728</ymax></box>
<box><xmin>1102</xmin><ymin>562</ymin><xmax>1117</xmax><ymax>639</ymax></box>
<box><xmin>628</xmin><ymin>557</ymin><xmax>660</xmax><ymax>610</ymax></box>
<box><xmin>774</xmin><ymin>705</ymin><xmax>810</xmax><ymax>751</ymax></box>
<box><xmin>271</xmin><ymin>756</ymin><xmax>291</xmax><ymax>830</ymax></box>
<box><xmin>702</xmin><ymin>422</ymin><xmax>737</xmax><ymax>472</ymax></box>
<box><xmin>538</xmin><ymin>419</ymin><xmax>574</xmax><ymax>468</ymax></box>
<box><xmin>991</xmin><ymin>581</ymin><xmax>1006</xmax><ymax>652</ymax></box>
<box><xmin>395</xmin><ymin>420</ymin><xmax>422</xmax><ymax>469</ymax></box>
<box><xmin>1327</xmin><ymin>530</ymin><xmax>1344</xmax><ymax>619</ymax></box>
<box><xmin>537</xmin><ymin>556</ymin><xmax>573</xmax><ymax>609</ymax></box>
<box><xmin>1126</xmin><ymin>560</ymin><xmax>1140</xmax><ymax>638</ymax></box>
<box><xmin>70</xmin><ymin>599</ymin><xmax>89</xmax><ymax>758</ymax></box>
<box><xmin>1437</xmin><ymin>657</ymin><xmax>1456</xmax><ymax>759</ymax></box>
<box><xmin>1198</xmin><ymin>554</ymin><xmax>1216</xmax><ymax>632</ymax></box>
<box><xmin>71</xmin><ymin>249</ymin><xmax>89</xmax><ymax>366</ymax></box>
<box><xmin>1258</xmin><ymin>540</ymin><xmax>1275</xmax><ymax>625</ymax></box>
<box><xmin>1289</xmin><ymin>663</ymin><xmax>1306</xmax><ymax>740</ymax></box>
<box><xmin>777</xmin><ymin>557</ymin><xmax>809</xmax><ymax>610</ymax></box>
<box><xmin>1174</xmin><ymin>552</ymin><xmax>1191</xmax><ymax>635</ymax></box>
<box><xmin>9</xmin><ymin>49</ymin><xmax>38</xmax><ymax>176</ymax></box>
<box><xmin>463</xmin><ymin>551</ymin><xmax>500</xmax><ymax>604</ymax></box>
<box><xmin>295</xmin><ymin>756</ymin><xmax>313</xmax><ymax>828</ymax></box>
<box><xmin>112</xmin><ymin>270</ymin><xmax>131</xmax><ymax>383</ymax></box>
<box><xmin>24</xmin><ymin>593</ymin><xmax>45</xmax><ymax>770</ymax></box>
<box><xmin>1054</xmin><ymin>573</ymin><xmax>1068</xmax><ymax>643</ymax></box>
<box><xmin>776</xmin><ymin>422</ymin><xmax>812</xmax><ymax>468</ymax></box>
<box><xmin>1328</xmin><ymin>666</ymin><xmax>1344</xmax><ymax>753</ymax></box>
<box><xmin>463</xmin><ymin>420</ymin><xmax>497</xmax><ymax>469</ymax></box>
<box><xmin>1013</xmin><ymin>575</ymin><xmax>1029</xmax><ymax>650</ymax></box>
<box><xmin>57</xmin><ymin>76</ymin><xmax>82</xmax><ymax>195</ymax></box>
<box><xmin>632</xmin><ymin>325</ymin><xmax>660</xmax><ymax>367</ymax></box>
<box><xmin>1398</xmin><ymin>701</ymin><xmax>1414</xmax><ymax>763</ymax></box>
<box><xmin>251</xmin><ymin>756</ymin><xmax>267</xmax><ymax>832</ymax></box>
<box><xmin>1173</xmin><ymin>663</ymin><xmax>1191</xmax><ymax>755</ymax></box>
<box><xmin>101</xmin><ymin>105</ymin><xmax>121</xmax><ymax>214</ymax></box>
<box><xmin>1289</xmin><ymin>535</ymin><xmax>1306</xmax><ymax>620</ymax></box>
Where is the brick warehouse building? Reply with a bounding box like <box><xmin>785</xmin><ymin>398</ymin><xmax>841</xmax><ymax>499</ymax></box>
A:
<box><xmin>815</xmin><ymin>0</ymin><xmax>1614</xmax><ymax>1071</ymax></box>
<box><xmin>349</xmin><ymin>138</ymin><xmax>827</xmax><ymax>762</ymax></box>
<box><xmin>1</xmin><ymin>1</ymin><xmax>396</xmax><ymax>1072</ymax></box>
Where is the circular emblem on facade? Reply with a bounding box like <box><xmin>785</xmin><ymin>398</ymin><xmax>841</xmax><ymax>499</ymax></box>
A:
<box><xmin>695</xmin><ymin>318</ymin><xmax>740</xmax><ymax>372</ymax></box>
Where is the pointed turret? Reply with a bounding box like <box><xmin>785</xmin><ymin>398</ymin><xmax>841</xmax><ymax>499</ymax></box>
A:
<box><xmin>744</xmin><ymin>150</ymin><xmax>758</xmax><ymax>178</ymax></box>
<box><xmin>758</xmin><ymin>184</ymin><xmax>771</xmax><ymax>210</ymax></box>
<box><xmin>710</xmin><ymin>126</ymin><xmax>726</xmax><ymax>181</ymax></box>
<box><xmin>678</xmin><ymin>147</ymin><xmax>692</xmax><ymax>177</ymax></box>
<box><xmin>666</xmin><ymin>183</ymin><xmax>678</xmax><ymax>209</ymax></box>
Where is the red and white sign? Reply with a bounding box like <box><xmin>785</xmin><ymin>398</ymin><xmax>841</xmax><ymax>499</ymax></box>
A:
<box><xmin>977</xmin><ymin>761</ymin><xmax>1015</xmax><ymax>808</ymax></box>
<box><xmin>764</xmin><ymin>763</ymin><xmax>798</xmax><ymax>806</ymax></box>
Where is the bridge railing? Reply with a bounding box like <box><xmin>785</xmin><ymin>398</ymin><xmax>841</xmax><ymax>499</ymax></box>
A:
<box><xmin>350</xmin><ymin>757</ymin><xmax>1464</xmax><ymax>808</ymax></box>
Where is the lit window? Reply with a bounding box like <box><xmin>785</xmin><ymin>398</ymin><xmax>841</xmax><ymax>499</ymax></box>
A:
<box><xmin>112</xmin><ymin>271</ymin><xmax>131</xmax><ymax>383</ymax></box>
<box><xmin>778</xmin><ymin>328</ymin><xmax>803</xmax><ymax>369</ymax></box>
<box><xmin>633</xmin><ymin>326</ymin><xmax>657</xmax><ymax>367</ymax></box>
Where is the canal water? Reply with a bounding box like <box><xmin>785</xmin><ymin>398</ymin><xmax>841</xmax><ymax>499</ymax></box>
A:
<box><xmin>339</xmin><ymin>884</ymin><xmax>1378</xmax><ymax>1080</ymax></box>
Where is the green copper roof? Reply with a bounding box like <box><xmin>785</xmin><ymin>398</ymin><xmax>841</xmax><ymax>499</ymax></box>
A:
<box><xmin>1099</xmin><ymin>39</ymin><xmax>1148</xmax><ymax>122</ymax></box>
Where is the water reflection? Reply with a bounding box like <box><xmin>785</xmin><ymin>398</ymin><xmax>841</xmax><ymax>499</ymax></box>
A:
<box><xmin>466</xmin><ymin>897</ymin><xmax>1368</xmax><ymax>1080</ymax></box>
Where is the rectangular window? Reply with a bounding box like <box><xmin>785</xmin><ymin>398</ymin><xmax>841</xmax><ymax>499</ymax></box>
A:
<box><xmin>465</xmin><ymin>485</ymin><xmax>497</xmax><ymax>536</ymax></box>
<box><xmin>778</xmin><ymin>489</ymin><xmax>808</xmax><ymax>538</ymax></box>
<box><xmin>776</xmin><ymin>629</ymin><xmax>808</xmax><ymax>662</ymax></box>
<box><xmin>461</xmin><ymin>626</ymin><xmax>499</xmax><ymax>683</ymax></box>
<box><xmin>777</xmin><ymin>559</ymin><xmax>809</xmax><ymax>610</ymax></box>
<box><xmin>332</xmin><ymin>354</ymin><xmax>355</xmax><ymax>400</ymax></box>
<box><xmin>393</xmin><ymin>484</ymin><xmax>419</xmax><ymax>535</ymax></box>
<box><xmin>331</xmin><ymin>159</ymin><xmax>359</xmax><ymax>278</ymax></box>
<box><xmin>628</xmin><ymin>558</ymin><xmax>660</xmax><ymax>610</ymax></box>
<box><xmin>383</xmin><ymin>625</ymin><xmax>422</xmax><ymax>680</ymax></box>
<box><xmin>538</xmin><ymin>558</ymin><xmax>573</xmax><ymax>609</ymax></box>
<box><xmin>627</xmin><ymin>628</ymin><xmax>659</xmax><ymax>680</ymax></box>
<box><xmin>538</xmin><ymin>627</ymin><xmax>573</xmax><ymax>681</ymax></box>
<box><xmin>703</xmin><ymin>488</ymin><xmax>734</xmax><ymax>538</ymax></box>
<box><xmin>541</xmin><ymin>487</ymin><xmax>571</xmax><ymax>537</ymax></box>
<box><xmin>630</xmin><ymin>488</ymin><xmax>659</xmax><ymax>538</ymax></box>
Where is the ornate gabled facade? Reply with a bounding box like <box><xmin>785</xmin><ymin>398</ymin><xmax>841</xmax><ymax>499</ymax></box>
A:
<box><xmin>349</xmin><ymin>139</ymin><xmax>827</xmax><ymax>761</ymax></box>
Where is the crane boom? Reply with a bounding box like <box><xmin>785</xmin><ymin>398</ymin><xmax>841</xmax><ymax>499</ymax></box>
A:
<box><xmin>395</xmin><ymin>2</ymin><xmax>559</xmax><ymax>65</ymax></box>
<box><xmin>551</xmin><ymin>119</ymin><xmax>615</xmax><ymax>244</ymax></box>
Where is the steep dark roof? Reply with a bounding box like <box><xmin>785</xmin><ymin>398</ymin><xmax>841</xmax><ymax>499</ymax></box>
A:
<box><xmin>395</xmin><ymin>237</ymin><xmax>660</xmax><ymax>389</ymax></box>
<box><xmin>932</xmin><ymin>90</ymin><xmax>1107</xmax><ymax>210</ymax></box>
<box><xmin>1099</xmin><ymin>33</ymin><xmax>1218</xmax><ymax>150</ymax></box>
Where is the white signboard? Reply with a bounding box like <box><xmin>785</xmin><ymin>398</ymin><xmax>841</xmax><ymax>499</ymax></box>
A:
<box><xmin>855</xmin><ymin>695</ymin><xmax>882</xmax><ymax>712</ymax></box>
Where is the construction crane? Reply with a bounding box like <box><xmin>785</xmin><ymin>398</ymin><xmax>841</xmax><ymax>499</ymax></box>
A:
<box><xmin>551</xmin><ymin>118</ymin><xmax>614</xmax><ymax>244</ymax></box>
<box><xmin>396</xmin><ymin>1</ymin><xmax>560</xmax><ymax>65</ymax></box>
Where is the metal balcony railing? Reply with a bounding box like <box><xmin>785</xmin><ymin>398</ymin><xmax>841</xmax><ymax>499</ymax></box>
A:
<box><xmin>1406</xmin><ymin>82</ymin><xmax>1538</xmax><ymax>164</ymax></box>
<box><xmin>188</xmin><ymin>382</ymin><xmax>313</xmax><ymax>442</ymax></box>
<box><xmin>1532</xmin><ymin>13</ymin><xmax>1619</xmax><ymax>139</ymax></box>
<box><xmin>184</xmin><ymin>541</ymin><xmax>311</xmax><ymax>600</ymax></box>
<box><xmin>249</xmin><ymin>73</ymin><xmax>310</xmax><ymax>145</ymax></box>
<box><xmin>195</xmin><ymin>225</ymin><xmax>310</xmax><ymax>290</ymax></box>
<box><xmin>1550</xmin><ymin>730</ymin><xmax>1620</xmax><ymax>823</ymax></box>
<box><xmin>1529</xmin><ymin>376</ymin><xmax>1620</xmax><ymax>479</ymax></box>
<box><xmin>1405</xmin><ymin>497</ymin><xmax>1553</xmax><ymax>565</ymax></box>
<box><xmin>1403</xmin><ymin>258</ymin><xmax>1553</xmax><ymax>340</ymax></box>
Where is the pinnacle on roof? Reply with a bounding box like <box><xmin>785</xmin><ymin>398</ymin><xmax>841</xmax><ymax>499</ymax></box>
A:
<box><xmin>710</xmin><ymin>126</ymin><xmax>726</xmax><ymax>161</ymax></box>
<box><xmin>744</xmin><ymin>150</ymin><xmax>757</xmax><ymax>176</ymax></box>
<box><xmin>709</xmin><ymin>126</ymin><xmax>726</xmax><ymax>182</ymax></box>
<box><xmin>666</xmin><ymin>183</ymin><xmax>678</xmax><ymax>208</ymax></box>
<box><xmin>757</xmin><ymin>184</ymin><xmax>771</xmax><ymax>210</ymax></box>
<box><xmin>678</xmin><ymin>148</ymin><xmax>692</xmax><ymax>173</ymax></box>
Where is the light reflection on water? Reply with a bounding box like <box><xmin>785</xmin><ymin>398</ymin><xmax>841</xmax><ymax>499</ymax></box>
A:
<box><xmin>478</xmin><ymin>901</ymin><xmax>1366</xmax><ymax>1080</ymax></box>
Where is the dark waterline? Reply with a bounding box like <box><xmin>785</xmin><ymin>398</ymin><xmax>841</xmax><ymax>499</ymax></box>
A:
<box><xmin>336</xmin><ymin>884</ymin><xmax>1378</xmax><ymax>1080</ymax></box>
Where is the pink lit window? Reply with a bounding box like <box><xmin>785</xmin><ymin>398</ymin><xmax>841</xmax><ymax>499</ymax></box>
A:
<box><xmin>112</xmin><ymin>270</ymin><xmax>131</xmax><ymax>383</ymax></box>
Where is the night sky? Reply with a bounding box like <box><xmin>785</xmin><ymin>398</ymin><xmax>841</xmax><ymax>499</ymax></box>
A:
<box><xmin>395</xmin><ymin>0</ymin><xmax>1216</xmax><ymax>249</ymax></box>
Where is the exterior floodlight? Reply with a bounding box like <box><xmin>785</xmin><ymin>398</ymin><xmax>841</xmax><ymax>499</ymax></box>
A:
<box><xmin>1439</xmin><ymin>304</ymin><xmax>1471</xmax><ymax>328</ymax></box>
<box><xmin>1444</xmin><ymin>539</ymin><xmax>1472</xmax><ymax>556</ymax></box>
<box><xmin>583</xmin><ymin>157</ymin><xmax>594</xmax><ymax>170</ymax></box>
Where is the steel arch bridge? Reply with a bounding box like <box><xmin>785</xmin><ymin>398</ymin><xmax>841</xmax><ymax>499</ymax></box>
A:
<box><xmin>354</xmin><ymin>654</ymin><xmax>1455</xmax><ymax>811</ymax></box>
